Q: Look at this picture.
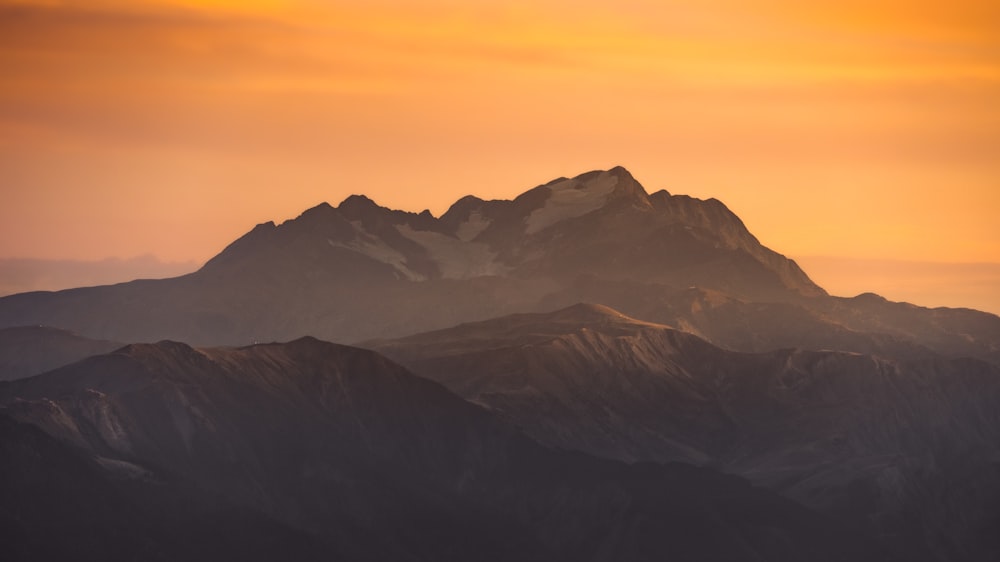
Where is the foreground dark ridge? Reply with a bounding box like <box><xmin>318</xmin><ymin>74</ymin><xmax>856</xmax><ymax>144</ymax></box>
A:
<box><xmin>0</xmin><ymin>337</ymin><xmax>887</xmax><ymax>561</ymax></box>
<box><xmin>370</xmin><ymin>303</ymin><xmax>1000</xmax><ymax>562</ymax></box>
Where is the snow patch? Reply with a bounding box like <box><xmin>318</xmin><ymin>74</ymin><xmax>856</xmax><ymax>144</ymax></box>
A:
<box><xmin>524</xmin><ymin>171</ymin><xmax>619</xmax><ymax>234</ymax></box>
<box><xmin>328</xmin><ymin>221</ymin><xmax>426</xmax><ymax>281</ymax></box>
<box><xmin>396</xmin><ymin>225</ymin><xmax>507</xmax><ymax>279</ymax></box>
<box><xmin>84</xmin><ymin>393</ymin><xmax>133</xmax><ymax>454</ymax></box>
<box><xmin>161</xmin><ymin>385</ymin><xmax>219</xmax><ymax>453</ymax></box>
<box><xmin>455</xmin><ymin>210</ymin><xmax>491</xmax><ymax>242</ymax></box>
<box><xmin>95</xmin><ymin>456</ymin><xmax>157</xmax><ymax>480</ymax></box>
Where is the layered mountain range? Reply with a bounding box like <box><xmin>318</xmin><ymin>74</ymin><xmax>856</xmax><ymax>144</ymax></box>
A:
<box><xmin>2</xmin><ymin>167</ymin><xmax>998</xmax><ymax>561</ymax></box>
<box><xmin>0</xmin><ymin>338</ymin><xmax>886</xmax><ymax>561</ymax></box>
<box><xmin>370</xmin><ymin>303</ymin><xmax>1000</xmax><ymax>562</ymax></box>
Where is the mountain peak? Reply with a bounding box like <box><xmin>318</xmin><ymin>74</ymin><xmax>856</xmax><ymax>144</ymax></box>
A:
<box><xmin>606</xmin><ymin>165</ymin><xmax>638</xmax><ymax>184</ymax></box>
<box><xmin>338</xmin><ymin>194</ymin><xmax>381</xmax><ymax>213</ymax></box>
<box><xmin>295</xmin><ymin>202</ymin><xmax>337</xmax><ymax>222</ymax></box>
<box><xmin>605</xmin><ymin>166</ymin><xmax>652</xmax><ymax>206</ymax></box>
<box><xmin>440</xmin><ymin>195</ymin><xmax>485</xmax><ymax>222</ymax></box>
<box><xmin>523</xmin><ymin>168</ymin><xmax>651</xmax><ymax>234</ymax></box>
<box><xmin>566</xmin><ymin>166</ymin><xmax>648</xmax><ymax>200</ymax></box>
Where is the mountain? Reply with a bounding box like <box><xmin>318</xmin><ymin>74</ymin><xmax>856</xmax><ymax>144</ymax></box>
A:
<box><xmin>0</xmin><ymin>167</ymin><xmax>820</xmax><ymax>341</ymax></box>
<box><xmin>369</xmin><ymin>303</ymin><xmax>1000</xmax><ymax>562</ymax></box>
<box><xmin>0</xmin><ymin>326</ymin><xmax>122</xmax><ymax>381</ymax></box>
<box><xmin>0</xmin><ymin>338</ymin><xmax>885</xmax><ymax>561</ymax></box>
<box><xmin>204</xmin><ymin>167</ymin><xmax>821</xmax><ymax>296</ymax></box>
<box><xmin>0</xmin><ymin>166</ymin><xmax>996</xmax><ymax>358</ymax></box>
<box><xmin>3</xmin><ymin>166</ymin><xmax>995</xmax><ymax>560</ymax></box>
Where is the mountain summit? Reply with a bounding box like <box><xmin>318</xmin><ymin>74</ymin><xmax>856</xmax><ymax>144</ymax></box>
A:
<box><xmin>202</xmin><ymin>166</ymin><xmax>823</xmax><ymax>295</ymax></box>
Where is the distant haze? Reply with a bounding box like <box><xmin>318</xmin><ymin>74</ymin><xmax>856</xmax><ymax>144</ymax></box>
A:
<box><xmin>795</xmin><ymin>256</ymin><xmax>1000</xmax><ymax>315</ymax></box>
<box><xmin>0</xmin><ymin>255</ymin><xmax>198</xmax><ymax>296</ymax></box>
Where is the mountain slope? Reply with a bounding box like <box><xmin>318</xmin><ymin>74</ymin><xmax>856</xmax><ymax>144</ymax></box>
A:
<box><xmin>0</xmin><ymin>414</ymin><xmax>329</xmax><ymax>562</ymax></box>
<box><xmin>0</xmin><ymin>338</ymin><xmax>885</xmax><ymax>562</ymax></box>
<box><xmin>369</xmin><ymin>303</ymin><xmax>1000</xmax><ymax>562</ymax></box>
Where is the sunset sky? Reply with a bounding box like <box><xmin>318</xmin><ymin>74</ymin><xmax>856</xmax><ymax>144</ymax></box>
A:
<box><xmin>1</xmin><ymin>0</ymin><xmax>998</xmax><ymax>311</ymax></box>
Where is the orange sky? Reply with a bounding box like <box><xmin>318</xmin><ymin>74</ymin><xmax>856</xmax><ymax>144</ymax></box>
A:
<box><xmin>1</xmin><ymin>1</ymin><xmax>998</xmax><ymax>309</ymax></box>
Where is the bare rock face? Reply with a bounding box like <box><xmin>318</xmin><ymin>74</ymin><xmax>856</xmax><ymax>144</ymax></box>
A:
<box><xmin>0</xmin><ymin>338</ymin><xmax>885</xmax><ymax>562</ymax></box>
<box><xmin>370</xmin><ymin>303</ymin><xmax>1000</xmax><ymax>562</ymax></box>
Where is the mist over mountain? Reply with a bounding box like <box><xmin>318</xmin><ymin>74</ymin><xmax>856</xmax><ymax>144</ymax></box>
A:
<box><xmin>0</xmin><ymin>338</ymin><xmax>886</xmax><ymax>561</ymax></box>
<box><xmin>0</xmin><ymin>167</ymin><xmax>996</xmax><ymax>366</ymax></box>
